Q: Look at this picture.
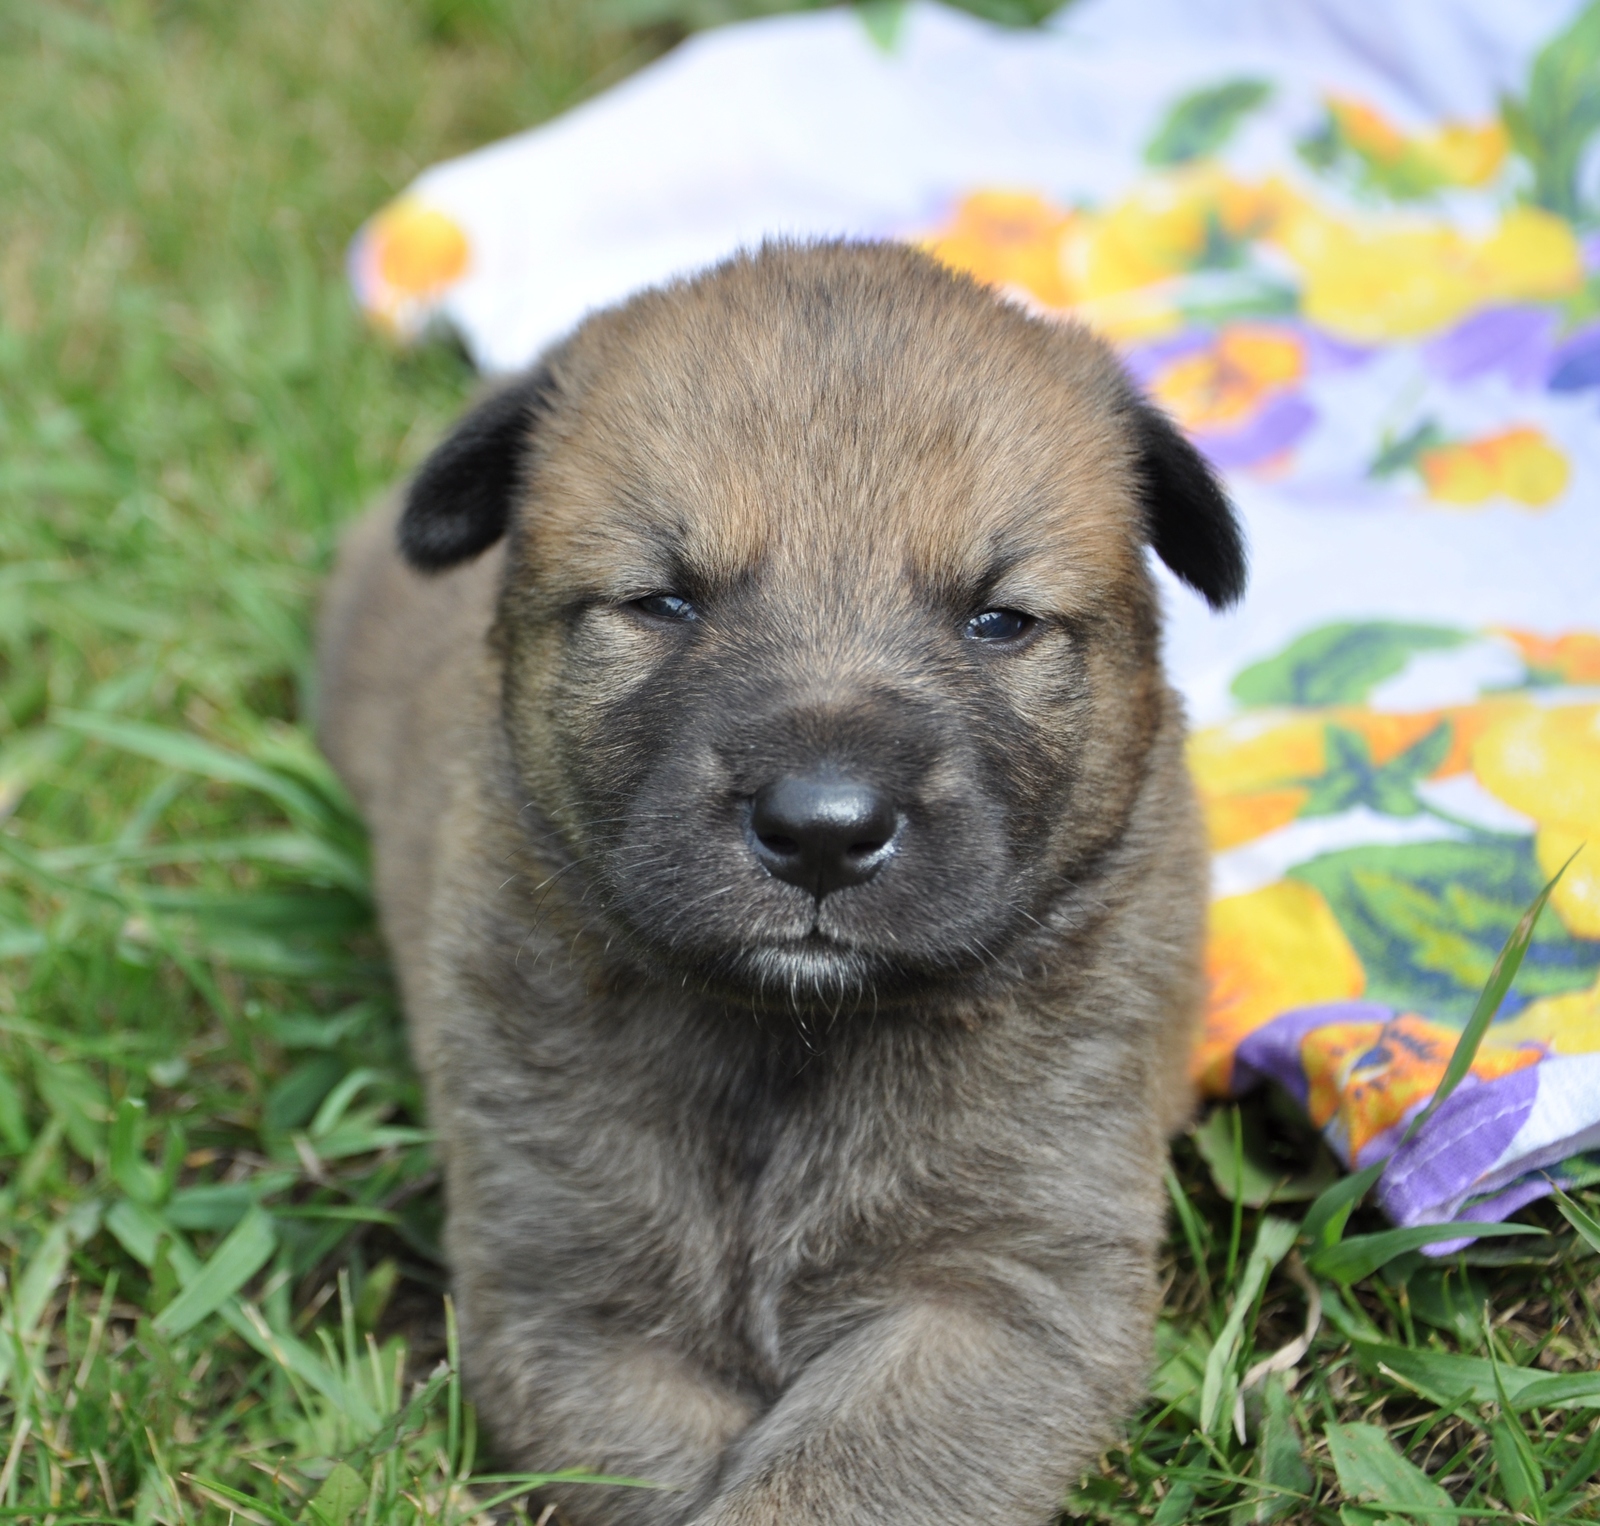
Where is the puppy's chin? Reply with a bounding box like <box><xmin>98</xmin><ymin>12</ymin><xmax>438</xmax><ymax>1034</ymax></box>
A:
<box><xmin>627</xmin><ymin>928</ymin><xmax>998</xmax><ymax>1018</ymax></box>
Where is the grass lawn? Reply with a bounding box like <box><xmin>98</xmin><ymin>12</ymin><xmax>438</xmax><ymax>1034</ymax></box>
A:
<box><xmin>1</xmin><ymin>2</ymin><xmax>1597</xmax><ymax>1522</ymax></box>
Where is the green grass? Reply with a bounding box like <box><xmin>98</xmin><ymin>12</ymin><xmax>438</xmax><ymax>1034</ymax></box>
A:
<box><xmin>1</xmin><ymin>2</ymin><xmax>1597</xmax><ymax>1522</ymax></box>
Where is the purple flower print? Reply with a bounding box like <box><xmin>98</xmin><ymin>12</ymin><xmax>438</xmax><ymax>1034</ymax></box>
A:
<box><xmin>1423</xmin><ymin>306</ymin><xmax>1559</xmax><ymax>388</ymax></box>
<box><xmin>1423</xmin><ymin>305</ymin><xmax>1600</xmax><ymax>395</ymax></box>
<box><xmin>1548</xmin><ymin>326</ymin><xmax>1600</xmax><ymax>393</ymax></box>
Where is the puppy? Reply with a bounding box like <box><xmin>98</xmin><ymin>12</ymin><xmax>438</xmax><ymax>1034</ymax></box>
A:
<box><xmin>317</xmin><ymin>241</ymin><xmax>1243</xmax><ymax>1526</ymax></box>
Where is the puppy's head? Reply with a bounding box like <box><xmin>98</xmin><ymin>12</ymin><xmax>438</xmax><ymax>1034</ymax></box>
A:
<box><xmin>402</xmin><ymin>243</ymin><xmax>1243</xmax><ymax>1011</ymax></box>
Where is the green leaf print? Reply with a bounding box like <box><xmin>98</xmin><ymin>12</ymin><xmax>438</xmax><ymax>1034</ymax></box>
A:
<box><xmin>1289</xmin><ymin>840</ymin><xmax>1600</xmax><ymax>1027</ymax></box>
<box><xmin>1231</xmin><ymin>623</ymin><xmax>1468</xmax><ymax>708</ymax></box>
<box><xmin>1368</xmin><ymin>418</ymin><xmax>1449</xmax><ymax>481</ymax></box>
<box><xmin>1299</xmin><ymin>721</ymin><xmax>1453</xmax><ymax>819</ymax></box>
<box><xmin>1501</xmin><ymin>0</ymin><xmax>1600</xmax><ymax>225</ymax></box>
<box><xmin>1146</xmin><ymin>78</ymin><xmax>1273</xmax><ymax>166</ymax></box>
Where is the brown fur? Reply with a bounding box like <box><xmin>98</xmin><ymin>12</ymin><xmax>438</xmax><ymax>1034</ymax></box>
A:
<box><xmin>317</xmin><ymin>242</ymin><xmax>1242</xmax><ymax>1525</ymax></box>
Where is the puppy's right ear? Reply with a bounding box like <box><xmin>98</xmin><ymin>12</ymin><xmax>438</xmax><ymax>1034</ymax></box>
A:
<box><xmin>1129</xmin><ymin>397</ymin><xmax>1247</xmax><ymax>612</ymax></box>
<box><xmin>398</xmin><ymin>362</ymin><xmax>560</xmax><ymax>572</ymax></box>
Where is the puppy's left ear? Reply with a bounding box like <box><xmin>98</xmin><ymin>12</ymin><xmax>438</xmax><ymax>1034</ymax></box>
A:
<box><xmin>398</xmin><ymin>361</ymin><xmax>561</xmax><ymax>573</ymax></box>
<box><xmin>1129</xmin><ymin>400</ymin><xmax>1247</xmax><ymax>611</ymax></box>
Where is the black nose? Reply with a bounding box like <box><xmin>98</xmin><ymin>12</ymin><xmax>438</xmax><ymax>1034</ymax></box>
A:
<box><xmin>749</xmin><ymin>776</ymin><xmax>899</xmax><ymax>898</ymax></box>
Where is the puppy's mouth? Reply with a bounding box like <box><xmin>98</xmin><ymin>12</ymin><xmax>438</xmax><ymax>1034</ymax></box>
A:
<box><xmin>732</xmin><ymin>932</ymin><xmax>882</xmax><ymax>1012</ymax></box>
<box><xmin>696</xmin><ymin>919</ymin><xmax>995</xmax><ymax>1015</ymax></box>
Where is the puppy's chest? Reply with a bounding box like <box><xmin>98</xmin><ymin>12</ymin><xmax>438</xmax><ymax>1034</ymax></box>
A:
<box><xmin>591</xmin><ymin>1031</ymin><xmax>1053</xmax><ymax>1382</ymax></box>
<box><xmin>675</xmin><ymin>1064</ymin><xmax>930</xmax><ymax>1380</ymax></box>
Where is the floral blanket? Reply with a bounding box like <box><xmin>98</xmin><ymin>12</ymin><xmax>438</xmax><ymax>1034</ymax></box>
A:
<box><xmin>350</xmin><ymin>0</ymin><xmax>1600</xmax><ymax>1231</ymax></box>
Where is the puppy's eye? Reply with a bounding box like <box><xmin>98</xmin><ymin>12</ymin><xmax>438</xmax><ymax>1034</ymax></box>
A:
<box><xmin>631</xmin><ymin>593</ymin><xmax>697</xmax><ymax>623</ymax></box>
<box><xmin>964</xmin><ymin>608</ymin><xmax>1034</xmax><ymax>643</ymax></box>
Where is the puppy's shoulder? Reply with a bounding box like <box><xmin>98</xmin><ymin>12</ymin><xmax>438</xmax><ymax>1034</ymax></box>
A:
<box><xmin>316</xmin><ymin>493</ymin><xmax>502</xmax><ymax>813</ymax></box>
<box><xmin>315</xmin><ymin>495</ymin><xmax>505</xmax><ymax>986</ymax></box>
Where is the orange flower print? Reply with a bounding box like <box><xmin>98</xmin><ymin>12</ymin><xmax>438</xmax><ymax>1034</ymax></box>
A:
<box><xmin>1338</xmin><ymin>709</ymin><xmax>1450</xmax><ymax>770</ymax></box>
<box><xmin>1496</xmin><ymin>629</ymin><xmax>1600</xmax><ymax>686</ymax></box>
<box><xmin>1201</xmin><ymin>789</ymin><xmax>1308</xmax><ymax>852</ymax></box>
<box><xmin>1150</xmin><ymin>326</ymin><xmax>1306</xmax><ymax>432</ymax></box>
<box><xmin>373</xmin><ymin>198</ymin><xmax>470</xmax><ymax>296</ymax></box>
<box><xmin>920</xmin><ymin>190</ymin><xmax>1077</xmax><ymax>310</ymax></box>
<box><xmin>922</xmin><ymin>169</ymin><xmax>1276</xmax><ymax>340</ymax></box>
<box><xmin>1330</xmin><ymin>703</ymin><xmax>1513</xmax><ymax>781</ymax></box>
<box><xmin>1302</xmin><ymin>1011</ymin><xmax>1539</xmax><ymax>1160</ymax></box>
<box><xmin>353</xmin><ymin>196</ymin><xmax>472</xmax><ymax>338</ymax></box>
<box><xmin>1418</xmin><ymin>426</ymin><xmax>1570</xmax><ymax>508</ymax></box>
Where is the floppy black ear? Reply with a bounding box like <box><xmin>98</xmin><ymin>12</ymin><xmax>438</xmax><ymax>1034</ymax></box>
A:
<box><xmin>398</xmin><ymin>362</ymin><xmax>560</xmax><ymax>572</ymax></box>
<box><xmin>1130</xmin><ymin>400</ymin><xmax>1247</xmax><ymax>611</ymax></box>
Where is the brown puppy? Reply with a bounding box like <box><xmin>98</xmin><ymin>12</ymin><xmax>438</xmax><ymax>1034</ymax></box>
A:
<box><xmin>317</xmin><ymin>241</ymin><xmax>1243</xmax><ymax>1526</ymax></box>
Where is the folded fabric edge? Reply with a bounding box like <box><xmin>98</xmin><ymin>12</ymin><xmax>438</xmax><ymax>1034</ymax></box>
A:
<box><xmin>1229</xmin><ymin>1005</ymin><xmax>1600</xmax><ymax>1239</ymax></box>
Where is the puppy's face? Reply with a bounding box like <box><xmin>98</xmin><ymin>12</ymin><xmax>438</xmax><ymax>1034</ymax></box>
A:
<box><xmin>402</xmin><ymin>245</ymin><xmax>1242</xmax><ymax>1010</ymax></box>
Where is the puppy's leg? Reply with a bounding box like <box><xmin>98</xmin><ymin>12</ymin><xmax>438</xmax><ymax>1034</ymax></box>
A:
<box><xmin>685</xmin><ymin>1273</ymin><xmax>1154</xmax><ymax>1526</ymax></box>
<box><xmin>462</xmin><ymin>1311</ymin><xmax>757</xmax><ymax>1526</ymax></box>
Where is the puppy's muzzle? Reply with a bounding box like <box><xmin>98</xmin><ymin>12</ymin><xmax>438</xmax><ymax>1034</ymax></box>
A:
<box><xmin>748</xmin><ymin>774</ymin><xmax>899</xmax><ymax>900</ymax></box>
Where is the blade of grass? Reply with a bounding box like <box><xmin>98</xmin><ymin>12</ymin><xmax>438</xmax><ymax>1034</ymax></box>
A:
<box><xmin>40</xmin><ymin>832</ymin><xmax>369</xmax><ymax>897</ymax></box>
<box><xmin>1397</xmin><ymin>848</ymin><xmax>1579</xmax><ymax>1151</ymax></box>
<box><xmin>1308</xmin><ymin>1221</ymin><xmax>1545</xmax><ymax>1284</ymax></box>
<box><xmin>1299</xmin><ymin>856</ymin><xmax>1577</xmax><ymax>1265</ymax></box>
<box><xmin>1301</xmin><ymin>1158</ymin><xmax>1387</xmax><ymax>1252</ymax></box>
<box><xmin>1224</xmin><ymin>1105</ymin><xmax>1246</xmax><ymax>1289</ymax></box>
<box><xmin>1548</xmin><ymin>1184</ymin><xmax>1600</xmax><ymax>1255</ymax></box>
<box><xmin>152</xmin><ymin>1205</ymin><xmax>278</xmax><ymax>1337</ymax></box>
<box><xmin>468</xmin><ymin>1469</ymin><xmax>674</xmax><ymax>1511</ymax></box>
<box><xmin>1199</xmin><ymin>1214</ymin><xmax>1297</xmax><ymax>1435</ymax></box>
<box><xmin>1548</xmin><ymin>1422</ymin><xmax>1600</xmax><ymax>1504</ymax></box>
<box><xmin>1165</xmin><ymin>1164</ymin><xmax>1215</xmax><ymax>1322</ymax></box>
<box><xmin>1489</xmin><ymin>1326</ymin><xmax>1548</xmax><ymax>1523</ymax></box>
<box><xmin>446</xmin><ymin>1294</ymin><xmax>463</xmax><ymax>1478</ymax></box>
<box><xmin>182</xmin><ymin>1473</ymin><xmax>299</xmax><ymax>1526</ymax></box>
<box><xmin>1355</xmin><ymin>1341</ymin><xmax>1600</xmax><ymax>1408</ymax></box>
<box><xmin>1324</xmin><ymin>1422</ymin><xmax>1452</xmax><ymax>1526</ymax></box>
<box><xmin>56</xmin><ymin>711</ymin><xmax>336</xmax><ymax>834</ymax></box>
<box><xmin>0</xmin><ymin>1198</ymin><xmax>102</xmax><ymax>1392</ymax></box>
<box><xmin>110</xmin><ymin>1096</ymin><xmax>164</xmax><ymax>1206</ymax></box>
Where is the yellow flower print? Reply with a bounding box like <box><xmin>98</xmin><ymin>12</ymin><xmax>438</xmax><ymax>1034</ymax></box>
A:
<box><xmin>1418</xmin><ymin>426</ymin><xmax>1571</xmax><ymax>508</ymax></box>
<box><xmin>1061</xmin><ymin>173</ymin><xmax>1211</xmax><ymax>296</ymax></box>
<box><xmin>1189</xmin><ymin>712</ymin><xmax>1323</xmax><ymax>850</ymax></box>
<box><xmin>926</xmin><ymin>165</ymin><xmax>1580</xmax><ymax>347</ymax></box>
<box><xmin>1489</xmin><ymin>970</ymin><xmax>1600</xmax><ymax>1058</ymax></box>
<box><xmin>922</xmin><ymin>169</ymin><xmax>1277</xmax><ymax>340</ymax></box>
<box><xmin>1189</xmin><ymin>713</ymin><xmax>1327</xmax><ymax>796</ymax></box>
<box><xmin>1428</xmin><ymin>121</ymin><xmax>1511</xmax><ymax>187</ymax></box>
<box><xmin>1473</xmin><ymin>703</ymin><xmax>1600</xmax><ymax>937</ymax></box>
<box><xmin>1150</xmin><ymin>325</ymin><xmax>1306</xmax><ymax>432</ymax></box>
<box><xmin>1326</xmin><ymin>98</ymin><xmax>1409</xmax><ymax>164</ymax></box>
<box><xmin>1326</xmin><ymin>96</ymin><xmax>1509</xmax><ymax>190</ymax></box>
<box><xmin>1267</xmin><ymin>203</ymin><xmax>1583</xmax><ymax>343</ymax></box>
<box><xmin>1196</xmin><ymin>880</ymin><xmax>1366</xmax><ymax>1094</ymax></box>
<box><xmin>1202</xmin><ymin>789</ymin><xmax>1309</xmax><ymax>852</ymax></box>
<box><xmin>1062</xmin><ymin>167</ymin><xmax>1276</xmax><ymax>339</ymax></box>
